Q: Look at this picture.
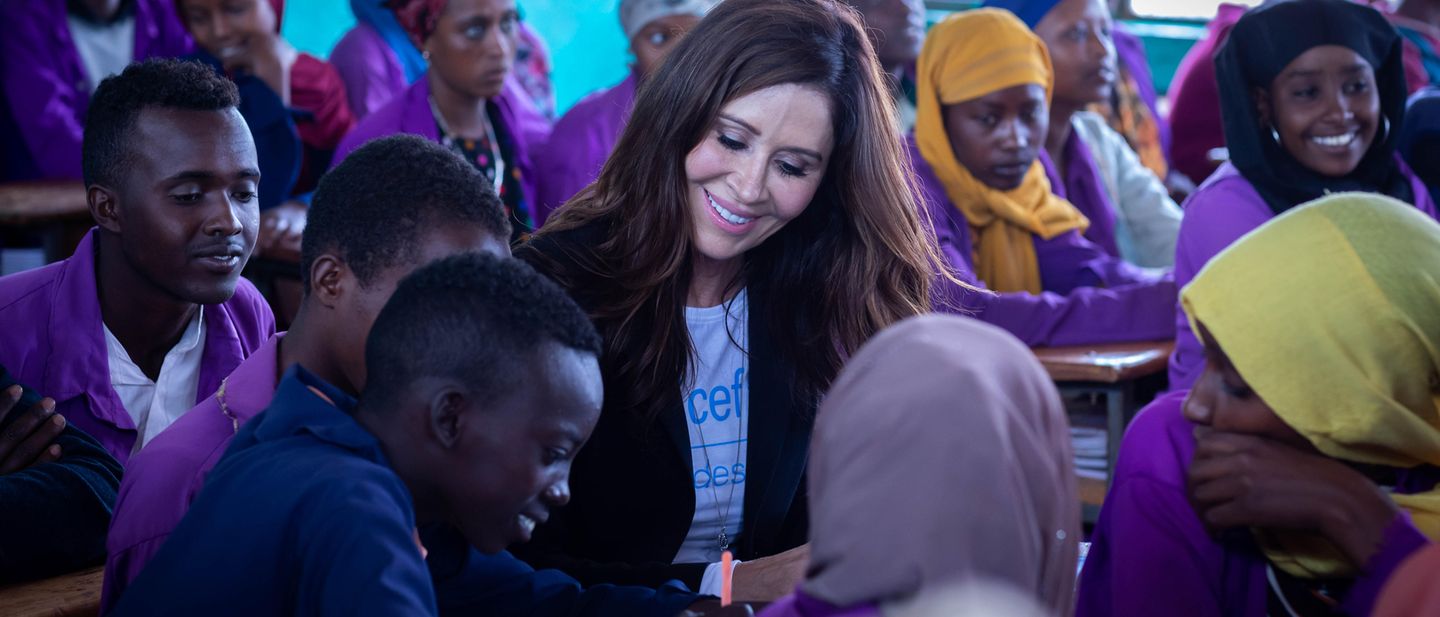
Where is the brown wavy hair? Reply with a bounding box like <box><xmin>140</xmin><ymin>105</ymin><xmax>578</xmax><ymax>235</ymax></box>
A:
<box><xmin>524</xmin><ymin>0</ymin><xmax>949</xmax><ymax>420</ymax></box>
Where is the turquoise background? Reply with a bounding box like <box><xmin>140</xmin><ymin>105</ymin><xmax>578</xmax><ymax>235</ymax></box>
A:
<box><xmin>282</xmin><ymin>0</ymin><xmax>633</xmax><ymax>115</ymax></box>
<box><xmin>281</xmin><ymin>1</ymin><xmax>1207</xmax><ymax>116</ymax></box>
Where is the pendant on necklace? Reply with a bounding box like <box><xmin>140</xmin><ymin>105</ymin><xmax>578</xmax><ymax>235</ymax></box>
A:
<box><xmin>717</xmin><ymin>529</ymin><xmax>730</xmax><ymax>552</ymax></box>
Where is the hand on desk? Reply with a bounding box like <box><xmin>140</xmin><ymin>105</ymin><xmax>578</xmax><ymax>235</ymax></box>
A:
<box><xmin>0</xmin><ymin>386</ymin><xmax>64</xmax><ymax>473</ymax></box>
<box><xmin>733</xmin><ymin>543</ymin><xmax>809</xmax><ymax>602</ymax></box>
<box><xmin>257</xmin><ymin>201</ymin><xmax>307</xmax><ymax>259</ymax></box>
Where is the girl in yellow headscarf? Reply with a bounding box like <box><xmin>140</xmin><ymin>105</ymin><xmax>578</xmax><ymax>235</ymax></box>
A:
<box><xmin>914</xmin><ymin>8</ymin><xmax>1175</xmax><ymax>347</ymax></box>
<box><xmin>1077</xmin><ymin>192</ymin><xmax>1440</xmax><ymax>617</ymax></box>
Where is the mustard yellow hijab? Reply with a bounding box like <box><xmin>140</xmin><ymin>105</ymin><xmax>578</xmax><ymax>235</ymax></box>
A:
<box><xmin>915</xmin><ymin>8</ymin><xmax>1088</xmax><ymax>294</ymax></box>
<box><xmin>1182</xmin><ymin>193</ymin><xmax>1440</xmax><ymax>579</ymax></box>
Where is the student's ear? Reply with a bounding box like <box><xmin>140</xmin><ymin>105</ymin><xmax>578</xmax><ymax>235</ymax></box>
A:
<box><xmin>89</xmin><ymin>185</ymin><xmax>122</xmax><ymax>233</ymax></box>
<box><xmin>427</xmin><ymin>388</ymin><xmax>467</xmax><ymax>450</ymax></box>
<box><xmin>1253</xmin><ymin>87</ymin><xmax>1273</xmax><ymax>127</ymax></box>
<box><xmin>308</xmin><ymin>254</ymin><xmax>347</xmax><ymax>310</ymax></box>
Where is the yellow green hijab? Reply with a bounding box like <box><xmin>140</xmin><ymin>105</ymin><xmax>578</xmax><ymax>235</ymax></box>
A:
<box><xmin>915</xmin><ymin>8</ymin><xmax>1088</xmax><ymax>294</ymax></box>
<box><xmin>1182</xmin><ymin>192</ymin><xmax>1440</xmax><ymax>578</ymax></box>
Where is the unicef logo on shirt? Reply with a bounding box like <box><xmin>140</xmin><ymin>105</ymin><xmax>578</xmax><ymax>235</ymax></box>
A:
<box><xmin>686</xmin><ymin>367</ymin><xmax>747</xmax><ymax>490</ymax></box>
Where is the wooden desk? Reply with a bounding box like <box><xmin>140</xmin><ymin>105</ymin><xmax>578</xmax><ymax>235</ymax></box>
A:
<box><xmin>1034</xmin><ymin>341</ymin><xmax>1174</xmax><ymax>523</ymax></box>
<box><xmin>0</xmin><ymin>181</ymin><xmax>92</xmax><ymax>264</ymax></box>
<box><xmin>1033</xmin><ymin>341</ymin><xmax>1174</xmax><ymax>384</ymax></box>
<box><xmin>0</xmin><ymin>566</ymin><xmax>103</xmax><ymax>617</ymax></box>
<box><xmin>0</xmin><ymin>182</ymin><xmax>89</xmax><ymax>226</ymax></box>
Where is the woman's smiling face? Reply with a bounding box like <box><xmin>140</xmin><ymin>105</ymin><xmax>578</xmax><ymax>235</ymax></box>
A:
<box><xmin>683</xmin><ymin>83</ymin><xmax>835</xmax><ymax>267</ymax></box>
<box><xmin>1262</xmin><ymin>45</ymin><xmax>1381</xmax><ymax>178</ymax></box>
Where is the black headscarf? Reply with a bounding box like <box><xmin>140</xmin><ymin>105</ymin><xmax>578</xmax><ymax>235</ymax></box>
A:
<box><xmin>1215</xmin><ymin>0</ymin><xmax>1412</xmax><ymax>215</ymax></box>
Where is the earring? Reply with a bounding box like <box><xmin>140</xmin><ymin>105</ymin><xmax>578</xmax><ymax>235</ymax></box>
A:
<box><xmin>1270</xmin><ymin>126</ymin><xmax>1282</xmax><ymax>145</ymax></box>
<box><xmin>1380</xmin><ymin>115</ymin><xmax>1392</xmax><ymax>142</ymax></box>
<box><xmin>422</xmin><ymin>49</ymin><xmax>431</xmax><ymax>61</ymax></box>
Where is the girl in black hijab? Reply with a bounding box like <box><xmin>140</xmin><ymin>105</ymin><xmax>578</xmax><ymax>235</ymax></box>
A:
<box><xmin>1167</xmin><ymin>0</ymin><xmax>1440</xmax><ymax>392</ymax></box>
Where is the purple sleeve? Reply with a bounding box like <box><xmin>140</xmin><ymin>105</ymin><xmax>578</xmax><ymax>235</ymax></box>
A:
<box><xmin>1167</xmin><ymin>174</ymin><xmax>1274</xmax><ymax>390</ymax></box>
<box><xmin>923</xmin><ymin>174</ymin><xmax>1176</xmax><ymax>347</ymax></box>
<box><xmin>1076</xmin><ymin>394</ymin><xmax>1267</xmax><ymax>617</ymax></box>
<box><xmin>0</xmin><ymin>2</ymin><xmax>86</xmax><ymax>179</ymax></box>
<box><xmin>1340</xmin><ymin>513</ymin><xmax>1433</xmax><ymax>617</ymax></box>
<box><xmin>329</xmin><ymin>26</ymin><xmax>408</xmax><ymax>120</ymax></box>
<box><xmin>1033</xmin><ymin>230</ymin><xmax>1167</xmax><ymax>294</ymax></box>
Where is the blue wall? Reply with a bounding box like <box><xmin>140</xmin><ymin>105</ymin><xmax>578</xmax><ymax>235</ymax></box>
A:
<box><xmin>282</xmin><ymin>0</ymin><xmax>631</xmax><ymax>115</ymax></box>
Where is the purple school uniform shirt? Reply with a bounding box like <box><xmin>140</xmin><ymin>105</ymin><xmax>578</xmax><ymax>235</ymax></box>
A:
<box><xmin>329</xmin><ymin>25</ymin><xmax>551</xmax><ymax>151</ymax></box>
<box><xmin>0</xmin><ymin>0</ymin><xmax>193</xmax><ymax>181</ymax></box>
<box><xmin>332</xmin><ymin>74</ymin><xmax>545</xmax><ymax>214</ymax></box>
<box><xmin>908</xmin><ymin>140</ymin><xmax>1176</xmax><ymax>347</ymax></box>
<box><xmin>1041</xmin><ymin>130</ymin><xmax>1122</xmax><ymax>258</ymax></box>
<box><xmin>1167</xmin><ymin>158</ymin><xmax>1439</xmax><ymax>390</ymax></box>
<box><xmin>1077</xmin><ymin>391</ymin><xmax>1436</xmax><ymax>617</ymax></box>
<box><xmin>0</xmin><ymin>229</ymin><xmax>275</xmax><ymax>464</ymax></box>
<box><xmin>534</xmin><ymin>73</ymin><xmax>638</xmax><ymax>225</ymax></box>
<box><xmin>101</xmin><ymin>333</ymin><xmax>283</xmax><ymax>610</ymax></box>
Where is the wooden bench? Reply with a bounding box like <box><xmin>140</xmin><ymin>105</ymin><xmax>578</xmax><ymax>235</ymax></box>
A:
<box><xmin>1032</xmin><ymin>340</ymin><xmax>1174</xmax><ymax>521</ymax></box>
<box><xmin>0</xmin><ymin>566</ymin><xmax>103</xmax><ymax>617</ymax></box>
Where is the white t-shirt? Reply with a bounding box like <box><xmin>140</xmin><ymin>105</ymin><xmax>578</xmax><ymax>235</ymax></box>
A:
<box><xmin>103</xmin><ymin>308</ymin><xmax>206</xmax><ymax>453</ymax></box>
<box><xmin>675</xmin><ymin>289</ymin><xmax>749</xmax><ymax>593</ymax></box>
<box><xmin>66</xmin><ymin>12</ymin><xmax>136</xmax><ymax>93</ymax></box>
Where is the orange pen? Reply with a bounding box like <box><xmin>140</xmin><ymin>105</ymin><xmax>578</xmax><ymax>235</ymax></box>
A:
<box><xmin>720</xmin><ymin>550</ymin><xmax>734</xmax><ymax>606</ymax></box>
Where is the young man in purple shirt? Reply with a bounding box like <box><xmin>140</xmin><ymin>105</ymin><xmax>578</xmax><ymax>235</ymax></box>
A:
<box><xmin>0</xmin><ymin>58</ymin><xmax>274</xmax><ymax>465</ymax></box>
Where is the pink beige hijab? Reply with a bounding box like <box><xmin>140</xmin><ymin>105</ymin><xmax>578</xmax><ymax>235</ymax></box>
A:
<box><xmin>802</xmin><ymin>315</ymin><xmax>1079</xmax><ymax>614</ymax></box>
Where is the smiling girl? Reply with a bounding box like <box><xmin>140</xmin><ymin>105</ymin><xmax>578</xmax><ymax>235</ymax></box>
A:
<box><xmin>515</xmin><ymin>0</ymin><xmax>941</xmax><ymax>602</ymax></box>
<box><xmin>1167</xmin><ymin>0</ymin><xmax>1439</xmax><ymax>390</ymax></box>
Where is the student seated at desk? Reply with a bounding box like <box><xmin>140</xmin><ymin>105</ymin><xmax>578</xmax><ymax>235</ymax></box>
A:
<box><xmin>1167</xmin><ymin>0</ymin><xmax>1439</xmax><ymax>391</ymax></box>
<box><xmin>516</xmin><ymin>0</ymin><xmax>941</xmax><ymax>601</ymax></box>
<box><xmin>911</xmin><ymin>9</ymin><xmax>1174</xmax><ymax>347</ymax></box>
<box><xmin>983</xmin><ymin>0</ymin><xmax>1182</xmax><ymax>268</ymax></box>
<box><xmin>104</xmin><ymin>135</ymin><xmax>713</xmax><ymax>616</ymax></box>
<box><xmin>534</xmin><ymin>0</ymin><xmax>717</xmax><ymax>222</ymax></box>
<box><xmin>0</xmin><ymin>365</ymin><xmax>123</xmax><ymax>584</ymax></box>
<box><xmin>110</xmin><ymin>253</ymin><xmax>609</xmax><ymax>616</ymax></box>
<box><xmin>758</xmin><ymin>315</ymin><xmax>1080</xmax><ymax>617</ymax></box>
<box><xmin>334</xmin><ymin>0</ymin><xmax>545</xmax><ymax>242</ymax></box>
<box><xmin>0</xmin><ymin>0</ymin><xmax>193</xmax><ymax>182</ymax></box>
<box><xmin>0</xmin><ymin>58</ymin><xmax>274</xmax><ymax>464</ymax></box>
<box><xmin>1077</xmin><ymin>193</ymin><xmax>1440</xmax><ymax>617</ymax></box>
<box><xmin>176</xmin><ymin>0</ymin><xmax>355</xmax><ymax>237</ymax></box>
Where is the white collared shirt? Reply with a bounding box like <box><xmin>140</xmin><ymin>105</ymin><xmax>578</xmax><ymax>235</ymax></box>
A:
<box><xmin>66</xmin><ymin>12</ymin><xmax>136</xmax><ymax>93</ymax></box>
<box><xmin>104</xmin><ymin>308</ymin><xmax>206</xmax><ymax>453</ymax></box>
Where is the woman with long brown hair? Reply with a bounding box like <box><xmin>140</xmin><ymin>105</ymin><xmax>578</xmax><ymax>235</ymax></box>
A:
<box><xmin>514</xmin><ymin>0</ymin><xmax>943</xmax><ymax>602</ymax></box>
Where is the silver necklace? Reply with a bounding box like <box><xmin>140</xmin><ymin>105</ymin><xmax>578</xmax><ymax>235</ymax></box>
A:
<box><xmin>693</xmin><ymin>414</ymin><xmax>744</xmax><ymax>552</ymax></box>
<box><xmin>428</xmin><ymin>95</ymin><xmax>504</xmax><ymax>192</ymax></box>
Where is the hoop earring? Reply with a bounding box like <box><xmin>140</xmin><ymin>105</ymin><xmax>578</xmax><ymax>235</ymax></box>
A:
<box><xmin>1270</xmin><ymin>126</ymin><xmax>1282</xmax><ymax>145</ymax></box>
<box><xmin>422</xmin><ymin>50</ymin><xmax>431</xmax><ymax>62</ymax></box>
<box><xmin>1380</xmin><ymin>115</ymin><xmax>1392</xmax><ymax>143</ymax></box>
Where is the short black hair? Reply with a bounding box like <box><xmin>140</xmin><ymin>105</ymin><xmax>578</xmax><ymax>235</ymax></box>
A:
<box><xmin>82</xmin><ymin>58</ymin><xmax>241</xmax><ymax>188</ymax></box>
<box><xmin>301</xmin><ymin>134</ymin><xmax>511</xmax><ymax>289</ymax></box>
<box><xmin>363</xmin><ymin>253</ymin><xmax>602</xmax><ymax>409</ymax></box>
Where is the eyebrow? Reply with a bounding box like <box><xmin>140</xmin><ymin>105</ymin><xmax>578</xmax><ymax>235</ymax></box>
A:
<box><xmin>1283</xmin><ymin>64</ymin><xmax>1369</xmax><ymax>79</ymax></box>
<box><xmin>164</xmin><ymin>168</ymin><xmax>261</xmax><ymax>183</ymax></box>
<box><xmin>718</xmin><ymin>113</ymin><xmax>826</xmax><ymax>162</ymax></box>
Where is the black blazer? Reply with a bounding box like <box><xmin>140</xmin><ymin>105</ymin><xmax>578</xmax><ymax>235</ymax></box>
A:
<box><xmin>513</xmin><ymin>225</ymin><xmax>813</xmax><ymax>590</ymax></box>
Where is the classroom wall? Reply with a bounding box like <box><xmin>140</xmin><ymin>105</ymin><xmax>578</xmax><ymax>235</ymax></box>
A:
<box><xmin>282</xmin><ymin>0</ymin><xmax>632</xmax><ymax>115</ymax></box>
<box><xmin>282</xmin><ymin>1</ymin><xmax>1204</xmax><ymax>115</ymax></box>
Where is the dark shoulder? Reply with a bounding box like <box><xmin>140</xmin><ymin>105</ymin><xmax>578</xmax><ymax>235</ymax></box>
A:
<box><xmin>516</xmin><ymin>220</ymin><xmax>612</xmax><ymax>311</ymax></box>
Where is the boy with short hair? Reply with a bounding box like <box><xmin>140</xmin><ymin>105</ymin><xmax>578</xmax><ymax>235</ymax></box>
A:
<box><xmin>0</xmin><ymin>58</ymin><xmax>274</xmax><ymax>464</ymax></box>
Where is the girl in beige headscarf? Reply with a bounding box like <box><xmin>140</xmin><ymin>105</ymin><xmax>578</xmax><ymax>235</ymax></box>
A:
<box><xmin>759</xmin><ymin>314</ymin><xmax>1080</xmax><ymax>617</ymax></box>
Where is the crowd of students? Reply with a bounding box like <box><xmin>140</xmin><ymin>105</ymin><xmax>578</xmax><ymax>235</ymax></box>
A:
<box><xmin>1</xmin><ymin>0</ymin><xmax>1439</xmax><ymax>615</ymax></box>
